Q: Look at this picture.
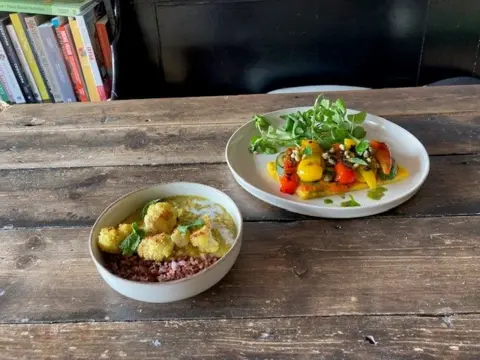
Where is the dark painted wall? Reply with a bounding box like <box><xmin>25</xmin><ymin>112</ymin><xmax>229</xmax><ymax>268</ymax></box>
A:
<box><xmin>115</xmin><ymin>0</ymin><xmax>480</xmax><ymax>99</ymax></box>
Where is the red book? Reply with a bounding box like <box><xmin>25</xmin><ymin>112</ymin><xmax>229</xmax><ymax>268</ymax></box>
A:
<box><xmin>55</xmin><ymin>23</ymin><xmax>89</xmax><ymax>102</ymax></box>
<box><xmin>96</xmin><ymin>15</ymin><xmax>112</xmax><ymax>78</ymax></box>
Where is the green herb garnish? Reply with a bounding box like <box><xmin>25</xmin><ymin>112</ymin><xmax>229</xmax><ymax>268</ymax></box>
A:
<box><xmin>119</xmin><ymin>222</ymin><xmax>145</xmax><ymax>256</ymax></box>
<box><xmin>141</xmin><ymin>199</ymin><xmax>161</xmax><ymax>218</ymax></box>
<box><xmin>340</xmin><ymin>195</ymin><xmax>361</xmax><ymax>207</ymax></box>
<box><xmin>347</xmin><ymin>111</ymin><xmax>367</xmax><ymax>124</ymax></box>
<box><xmin>355</xmin><ymin>140</ymin><xmax>370</xmax><ymax>155</ymax></box>
<box><xmin>348</xmin><ymin>157</ymin><xmax>368</xmax><ymax>166</ymax></box>
<box><xmin>378</xmin><ymin>161</ymin><xmax>398</xmax><ymax>181</ymax></box>
<box><xmin>177</xmin><ymin>218</ymin><xmax>205</xmax><ymax>235</ymax></box>
<box><xmin>324</xmin><ymin>199</ymin><xmax>333</xmax><ymax>204</ymax></box>
<box><xmin>249</xmin><ymin>95</ymin><xmax>367</xmax><ymax>154</ymax></box>
<box><xmin>367</xmin><ymin>186</ymin><xmax>388</xmax><ymax>200</ymax></box>
<box><xmin>303</xmin><ymin>145</ymin><xmax>313</xmax><ymax>156</ymax></box>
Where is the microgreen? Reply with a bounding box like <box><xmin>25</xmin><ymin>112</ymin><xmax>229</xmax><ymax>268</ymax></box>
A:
<box><xmin>355</xmin><ymin>140</ymin><xmax>370</xmax><ymax>155</ymax></box>
<box><xmin>248</xmin><ymin>95</ymin><xmax>368</xmax><ymax>154</ymax></box>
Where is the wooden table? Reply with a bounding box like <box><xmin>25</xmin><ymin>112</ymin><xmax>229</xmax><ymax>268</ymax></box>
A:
<box><xmin>0</xmin><ymin>85</ymin><xmax>479</xmax><ymax>359</ymax></box>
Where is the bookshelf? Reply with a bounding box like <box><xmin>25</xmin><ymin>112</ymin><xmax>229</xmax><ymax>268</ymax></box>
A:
<box><xmin>0</xmin><ymin>0</ymin><xmax>118</xmax><ymax>104</ymax></box>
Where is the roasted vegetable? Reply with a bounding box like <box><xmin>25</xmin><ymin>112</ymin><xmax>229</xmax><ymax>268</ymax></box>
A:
<box><xmin>297</xmin><ymin>155</ymin><xmax>323</xmax><ymax>182</ymax></box>
<box><xmin>334</xmin><ymin>162</ymin><xmax>356</xmax><ymax>185</ymax></box>
<box><xmin>370</xmin><ymin>140</ymin><xmax>392</xmax><ymax>175</ymax></box>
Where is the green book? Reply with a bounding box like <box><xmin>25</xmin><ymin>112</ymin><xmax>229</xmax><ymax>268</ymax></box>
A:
<box><xmin>0</xmin><ymin>80</ymin><xmax>10</xmax><ymax>102</ymax></box>
<box><xmin>0</xmin><ymin>0</ymin><xmax>96</xmax><ymax>17</ymax></box>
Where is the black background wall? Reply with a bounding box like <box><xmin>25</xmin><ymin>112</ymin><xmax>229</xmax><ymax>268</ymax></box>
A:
<box><xmin>115</xmin><ymin>0</ymin><xmax>480</xmax><ymax>99</ymax></box>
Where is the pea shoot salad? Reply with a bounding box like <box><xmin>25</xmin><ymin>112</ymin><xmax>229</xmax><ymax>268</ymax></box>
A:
<box><xmin>247</xmin><ymin>95</ymin><xmax>409</xmax><ymax>202</ymax></box>
<box><xmin>248</xmin><ymin>95</ymin><xmax>367</xmax><ymax>155</ymax></box>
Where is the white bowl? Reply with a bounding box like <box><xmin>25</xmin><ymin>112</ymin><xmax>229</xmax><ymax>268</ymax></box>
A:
<box><xmin>89</xmin><ymin>182</ymin><xmax>243</xmax><ymax>303</ymax></box>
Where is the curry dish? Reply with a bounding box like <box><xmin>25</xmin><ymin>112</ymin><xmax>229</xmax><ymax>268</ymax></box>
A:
<box><xmin>97</xmin><ymin>196</ymin><xmax>237</xmax><ymax>282</ymax></box>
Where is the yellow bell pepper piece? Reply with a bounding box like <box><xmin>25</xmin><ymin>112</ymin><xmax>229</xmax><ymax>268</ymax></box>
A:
<box><xmin>267</xmin><ymin>161</ymin><xmax>278</xmax><ymax>180</ymax></box>
<box><xmin>344</xmin><ymin>138</ymin><xmax>357</xmax><ymax>150</ymax></box>
<box><xmin>355</xmin><ymin>169</ymin><xmax>366</xmax><ymax>183</ymax></box>
<box><xmin>301</xmin><ymin>139</ymin><xmax>323</xmax><ymax>154</ymax></box>
<box><xmin>359</xmin><ymin>168</ymin><xmax>377</xmax><ymax>189</ymax></box>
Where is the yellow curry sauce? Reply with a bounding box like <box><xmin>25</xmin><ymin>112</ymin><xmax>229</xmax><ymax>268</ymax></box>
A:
<box><xmin>122</xmin><ymin>195</ymin><xmax>236</xmax><ymax>259</ymax></box>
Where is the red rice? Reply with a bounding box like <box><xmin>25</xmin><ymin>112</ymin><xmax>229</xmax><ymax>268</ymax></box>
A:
<box><xmin>103</xmin><ymin>253</ymin><xmax>219</xmax><ymax>282</ymax></box>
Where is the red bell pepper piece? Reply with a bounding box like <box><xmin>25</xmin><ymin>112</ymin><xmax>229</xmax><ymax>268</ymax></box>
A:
<box><xmin>280</xmin><ymin>149</ymin><xmax>299</xmax><ymax>194</ymax></box>
<box><xmin>370</xmin><ymin>140</ymin><xmax>392</xmax><ymax>175</ymax></box>
<box><xmin>335</xmin><ymin>162</ymin><xmax>356</xmax><ymax>185</ymax></box>
<box><xmin>280</xmin><ymin>172</ymin><xmax>299</xmax><ymax>194</ymax></box>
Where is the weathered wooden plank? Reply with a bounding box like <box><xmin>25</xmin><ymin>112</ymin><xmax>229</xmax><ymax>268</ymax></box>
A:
<box><xmin>0</xmin><ymin>113</ymin><xmax>478</xmax><ymax>169</ymax></box>
<box><xmin>1</xmin><ymin>315</ymin><xmax>479</xmax><ymax>360</ymax></box>
<box><xmin>0</xmin><ymin>155</ymin><xmax>478</xmax><ymax>228</ymax></box>
<box><xmin>1</xmin><ymin>216</ymin><xmax>479</xmax><ymax>323</ymax></box>
<box><xmin>1</xmin><ymin>85</ymin><xmax>479</xmax><ymax>128</ymax></box>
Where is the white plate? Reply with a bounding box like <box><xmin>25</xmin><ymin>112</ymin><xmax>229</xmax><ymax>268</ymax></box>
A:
<box><xmin>225</xmin><ymin>107</ymin><xmax>430</xmax><ymax>218</ymax></box>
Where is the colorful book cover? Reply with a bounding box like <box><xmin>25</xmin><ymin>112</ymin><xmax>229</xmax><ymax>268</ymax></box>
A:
<box><xmin>9</xmin><ymin>13</ymin><xmax>50</xmax><ymax>102</ymax></box>
<box><xmin>0</xmin><ymin>40</ymin><xmax>26</xmax><ymax>103</ymax></box>
<box><xmin>0</xmin><ymin>80</ymin><xmax>10</xmax><ymax>102</ymax></box>
<box><xmin>69</xmin><ymin>18</ymin><xmax>99</xmax><ymax>101</ymax></box>
<box><xmin>6</xmin><ymin>23</ymin><xmax>42</xmax><ymax>102</ymax></box>
<box><xmin>75</xmin><ymin>1</ymin><xmax>109</xmax><ymax>100</ymax></box>
<box><xmin>95</xmin><ymin>15</ymin><xmax>111</xmax><ymax>77</ymax></box>
<box><xmin>55</xmin><ymin>22</ymin><xmax>88</xmax><ymax>102</ymax></box>
<box><xmin>25</xmin><ymin>14</ymin><xmax>63</xmax><ymax>103</ymax></box>
<box><xmin>0</xmin><ymin>14</ymin><xmax>36</xmax><ymax>102</ymax></box>
<box><xmin>0</xmin><ymin>1</ymin><xmax>96</xmax><ymax>17</ymax></box>
<box><xmin>38</xmin><ymin>20</ymin><xmax>76</xmax><ymax>102</ymax></box>
<box><xmin>69</xmin><ymin>2</ymin><xmax>109</xmax><ymax>101</ymax></box>
<box><xmin>0</xmin><ymin>68</ymin><xmax>14</xmax><ymax>102</ymax></box>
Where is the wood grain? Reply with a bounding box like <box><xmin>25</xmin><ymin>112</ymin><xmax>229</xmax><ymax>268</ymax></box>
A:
<box><xmin>0</xmin><ymin>113</ymin><xmax>478</xmax><ymax>169</ymax></box>
<box><xmin>0</xmin><ymin>154</ymin><xmax>477</xmax><ymax>228</ymax></box>
<box><xmin>1</xmin><ymin>85</ymin><xmax>479</xmax><ymax>127</ymax></box>
<box><xmin>2</xmin><ymin>315</ymin><xmax>479</xmax><ymax>360</ymax></box>
<box><xmin>1</xmin><ymin>216</ymin><xmax>479</xmax><ymax>323</ymax></box>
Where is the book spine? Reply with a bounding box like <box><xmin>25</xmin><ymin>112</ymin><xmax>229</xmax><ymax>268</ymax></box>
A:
<box><xmin>0</xmin><ymin>41</ymin><xmax>25</xmax><ymax>103</ymax></box>
<box><xmin>75</xmin><ymin>13</ymin><xmax>108</xmax><ymax>101</ymax></box>
<box><xmin>9</xmin><ymin>13</ymin><xmax>50</xmax><ymax>102</ymax></box>
<box><xmin>24</xmin><ymin>16</ymin><xmax>63</xmax><ymax>103</ymax></box>
<box><xmin>96</xmin><ymin>21</ymin><xmax>112</xmax><ymax>77</ymax></box>
<box><xmin>69</xmin><ymin>18</ymin><xmax>101</xmax><ymax>101</ymax></box>
<box><xmin>0</xmin><ymin>3</ymin><xmax>81</xmax><ymax>17</ymax></box>
<box><xmin>38</xmin><ymin>24</ymin><xmax>76</xmax><ymax>103</ymax></box>
<box><xmin>0</xmin><ymin>20</ymin><xmax>35</xmax><ymax>103</ymax></box>
<box><xmin>56</xmin><ymin>24</ymin><xmax>89</xmax><ymax>102</ymax></box>
<box><xmin>0</xmin><ymin>80</ymin><xmax>10</xmax><ymax>102</ymax></box>
<box><xmin>6</xmin><ymin>24</ymin><xmax>42</xmax><ymax>102</ymax></box>
<box><xmin>0</xmin><ymin>67</ymin><xmax>14</xmax><ymax>102</ymax></box>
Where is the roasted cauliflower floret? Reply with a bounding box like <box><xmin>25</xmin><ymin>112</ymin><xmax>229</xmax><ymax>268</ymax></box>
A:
<box><xmin>190</xmin><ymin>216</ymin><xmax>219</xmax><ymax>253</ymax></box>
<box><xmin>98</xmin><ymin>223</ymin><xmax>133</xmax><ymax>254</ymax></box>
<box><xmin>137</xmin><ymin>233</ymin><xmax>174</xmax><ymax>261</ymax></box>
<box><xmin>171</xmin><ymin>228</ymin><xmax>190</xmax><ymax>248</ymax></box>
<box><xmin>144</xmin><ymin>202</ymin><xmax>177</xmax><ymax>234</ymax></box>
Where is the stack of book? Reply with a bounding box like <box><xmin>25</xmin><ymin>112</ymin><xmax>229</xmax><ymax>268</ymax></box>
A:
<box><xmin>0</xmin><ymin>0</ymin><xmax>116</xmax><ymax>104</ymax></box>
